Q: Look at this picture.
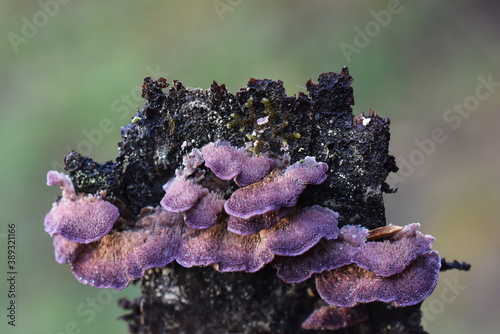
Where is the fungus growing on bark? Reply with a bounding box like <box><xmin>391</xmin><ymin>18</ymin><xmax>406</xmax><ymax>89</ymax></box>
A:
<box><xmin>53</xmin><ymin>207</ymin><xmax>185</xmax><ymax>289</ymax></box>
<box><xmin>315</xmin><ymin>251</ymin><xmax>441</xmax><ymax>307</ymax></box>
<box><xmin>52</xmin><ymin>204</ymin><xmax>339</xmax><ymax>286</ymax></box>
<box><xmin>53</xmin><ymin>235</ymin><xmax>83</xmax><ymax>264</ymax></box>
<box><xmin>202</xmin><ymin>140</ymin><xmax>274</xmax><ymax>186</ymax></box>
<box><xmin>273</xmin><ymin>223</ymin><xmax>438</xmax><ymax>284</ymax></box>
<box><xmin>272</xmin><ymin>224</ymin><xmax>369</xmax><ymax>284</ymax></box>
<box><xmin>159</xmin><ymin>142</ymin><xmax>332</xmax><ymax>235</ymax></box>
<box><xmin>44</xmin><ymin>171</ymin><xmax>119</xmax><ymax>244</ymax></box>
<box><xmin>183</xmin><ymin>192</ymin><xmax>225</xmax><ymax>229</ymax></box>
<box><xmin>48</xmin><ymin>140</ymin><xmax>338</xmax><ymax>287</ymax></box>
<box><xmin>160</xmin><ymin>178</ymin><xmax>208</xmax><ymax>213</ymax></box>
<box><xmin>43</xmin><ymin>69</ymin><xmax>458</xmax><ymax>333</ymax></box>
<box><xmin>48</xmin><ymin>141</ymin><xmax>338</xmax><ymax>286</ymax></box>
<box><xmin>177</xmin><ymin>221</ymin><xmax>274</xmax><ymax>272</ymax></box>
<box><xmin>356</xmin><ymin>223</ymin><xmax>435</xmax><ymax>277</ymax></box>
<box><xmin>226</xmin><ymin>210</ymin><xmax>286</xmax><ymax>236</ymax></box>
<box><xmin>263</xmin><ymin>205</ymin><xmax>339</xmax><ymax>256</ymax></box>
<box><xmin>224</xmin><ymin>156</ymin><xmax>328</xmax><ymax>219</ymax></box>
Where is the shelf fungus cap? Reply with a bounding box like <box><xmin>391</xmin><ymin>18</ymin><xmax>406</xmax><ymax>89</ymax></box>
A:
<box><xmin>45</xmin><ymin>196</ymin><xmax>120</xmax><ymax>244</ymax></box>
<box><xmin>284</xmin><ymin>156</ymin><xmax>328</xmax><ymax>185</ymax></box>
<box><xmin>184</xmin><ymin>192</ymin><xmax>225</xmax><ymax>229</ymax></box>
<box><xmin>274</xmin><ymin>222</ymin><xmax>438</xmax><ymax>287</ymax></box>
<box><xmin>224</xmin><ymin>176</ymin><xmax>303</xmax><ymax>219</ymax></box>
<box><xmin>236</xmin><ymin>154</ymin><xmax>276</xmax><ymax>187</ymax></box>
<box><xmin>356</xmin><ymin>223</ymin><xmax>435</xmax><ymax>277</ymax></box>
<box><xmin>315</xmin><ymin>251</ymin><xmax>441</xmax><ymax>307</ymax></box>
<box><xmin>227</xmin><ymin>210</ymin><xmax>286</xmax><ymax>236</ymax></box>
<box><xmin>67</xmin><ymin>232</ymin><xmax>138</xmax><ymax>289</ymax></box>
<box><xmin>54</xmin><ymin>207</ymin><xmax>184</xmax><ymax>289</ymax></box>
<box><xmin>202</xmin><ymin>140</ymin><xmax>274</xmax><ymax>187</ymax></box>
<box><xmin>177</xmin><ymin>223</ymin><xmax>275</xmax><ymax>273</ymax></box>
<box><xmin>224</xmin><ymin>156</ymin><xmax>328</xmax><ymax>220</ymax></box>
<box><xmin>177</xmin><ymin>206</ymin><xmax>338</xmax><ymax>273</ymax></box>
<box><xmin>160</xmin><ymin>178</ymin><xmax>209</xmax><ymax>213</ymax></box>
<box><xmin>273</xmin><ymin>224</ymin><xmax>368</xmax><ymax>283</ymax></box>
<box><xmin>264</xmin><ymin>206</ymin><xmax>339</xmax><ymax>256</ymax></box>
<box><xmin>53</xmin><ymin>235</ymin><xmax>84</xmax><ymax>264</ymax></box>
<box><xmin>45</xmin><ymin>171</ymin><xmax>119</xmax><ymax>244</ymax></box>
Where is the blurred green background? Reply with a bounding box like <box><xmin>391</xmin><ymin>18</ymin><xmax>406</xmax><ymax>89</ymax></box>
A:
<box><xmin>1</xmin><ymin>1</ymin><xmax>498</xmax><ymax>333</ymax></box>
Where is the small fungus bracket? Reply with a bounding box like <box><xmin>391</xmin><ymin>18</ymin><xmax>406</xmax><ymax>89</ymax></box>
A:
<box><xmin>43</xmin><ymin>67</ymin><xmax>461</xmax><ymax>334</ymax></box>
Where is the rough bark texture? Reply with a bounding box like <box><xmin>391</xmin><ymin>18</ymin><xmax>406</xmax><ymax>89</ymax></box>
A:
<box><xmin>62</xmin><ymin>68</ymin><xmax>431</xmax><ymax>333</ymax></box>
<box><xmin>118</xmin><ymin>265</ymin><xmax>425</xmax><ymax>334</ymax></box>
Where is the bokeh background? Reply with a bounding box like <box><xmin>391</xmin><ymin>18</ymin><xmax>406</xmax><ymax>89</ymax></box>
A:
<box><xmin>1</xmin><ymin>1</ymin><xmax>498</xmax><ymax>333</ymax></box>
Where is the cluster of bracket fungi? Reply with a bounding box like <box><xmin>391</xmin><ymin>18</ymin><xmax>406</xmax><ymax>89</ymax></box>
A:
<box><xmin>45</xmin><ymin>142</ymin><xmax>440</xmax><ymax>329</ymax></box>
<box><xmin>44</xmin><ymin>68</ymin><xmax>444</xmax><ymax>331</ymax></box>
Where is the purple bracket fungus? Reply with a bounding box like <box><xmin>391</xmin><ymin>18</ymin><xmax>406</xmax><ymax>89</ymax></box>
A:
<box><xmin>285</xmin><ymin>156</ymin><xmax>329</xmax><ymax>185</ymax></box>
<box><xmin>178</xmin><ymin>222</ymin><xmax>275</xmax><ymax>272</ymax></box>
<box><xmin>236</xmin><ymin>153</ymin><xmax>276</xmax><ymax>187</ymax></box>
<box><xmin>227</xmin><ymin>209</ymin><xmax>287</xmax><ymax>236</ymax></box>
<box><xmin>45</xmin><ymin>171</ymin><xmax>119</xmax><ymax>244</ymax></box>
<box><xmin>178</xmin><ymin>205</ymin><xmax>338</xmax><ymax>273</ymax></box>
<box><xmin>125</xmin><ymin>208</ymin><xmax>184</xmax><ymax>279</ymax></box>
<box><xmin>183</xmin><ymin>192</ymin><xmax>225</xmax><ymax>229</ymax></box>
<box><xmin>180</xmin><ymin>205</ymin><xmax>339</xmax><ymax>273</ymax></box>
<box><xmin>315</xmin><ymin>250</ymin><xmax>441</xmax><ymax>307</ymax></box>
<box><xmin>53</xmin><ymin>235</ymin><xmax>83</xmax><ymax>264</ymax></box>
<box><xmin>263</xmin><ymin>205</ymin><xmax>339</xmax><ymax>256</ymax></box>
<box><xmin>224</xmin><ymin>157</ymin><xmax>328</xmax><ymax>219</ymax></box>
<box><xmin>54</xmin><ymin>207</ymin><xmax>184</xmax><ymax>289</ymax></box>
<box><xmin>202</xmin><ymin>140</ymin><xmax>274</xmax><ymax>187</ymax></box>
<box><xmin>46</xmin><ymin>139</ymin><xmax>441</xmax><ymax>329</ymax></box>
<box><xmin>53</xmin><ymin>201</ymin><xmax>339</xmax><ymax>288</ymax></box>
<box><xmin>44</xmin><ymin>70</ymin><xmax>457</xmax><ymax>332</ymax></box>
<box><xmin>273</xmin><ymin>223</ymin><xmax>437</xmax><ymax>285</ymax></box>
<box><xmin>201</xmin><ymin>141</ymin><xmax>242</xmax><ymax>180</ymax></box>
<box><xmin>302</xmin><ymin>304</ymin><xmax>368</xmax><ymax>330</ymax></box>
<box><xmin>212</xmin><ymin>228</ymin><xmax>274</xmax><ymax>272</ymax></box>
<box><xmin>272</xmin><ymin>224</ymin><xmax>369</xmax><ymax>283</ymax></box>
<box><xmin>162</xmin><ymin>143</ymin><xmax>333</xmax><ymax>236</ymax></box>
<box><xmin>160</xmin><ymin>178</ymin><xmax>208</xmax><ymax>212</ymax></box>
<box><xmin>68</xmin><ymin>231</ymin><xmax>145</xmax><ymax>289</ymax></box>
<box><xmin>46</xmin><ymin>151</ymin><xmax>439</xmax><ymax>311</ymax></box>
<box><xmin>47</xmin><ymin>170</ymin><xmax>76</xmax><ymax>200</ymax></box>
<box><xmin>355</xmin><ymin>223</ymin><xmax>435</xmax><ymax>277</ymax></box>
